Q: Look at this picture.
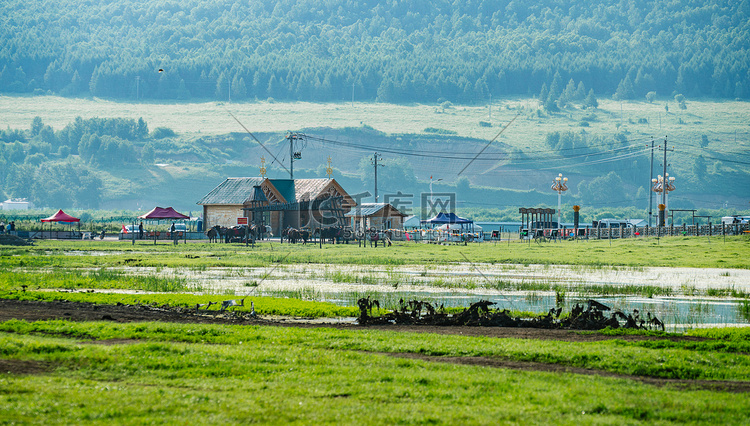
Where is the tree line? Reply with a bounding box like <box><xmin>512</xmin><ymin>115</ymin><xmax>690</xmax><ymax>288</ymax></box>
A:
<box><xmin>0</xmin><ymin>116</ymin><xmax>161</xmax><ymax>208</ymax></box>
<box><xmin>0</xmin><ymin>0</ymin><xmax>748</xmax><ymax>104</ymax></box>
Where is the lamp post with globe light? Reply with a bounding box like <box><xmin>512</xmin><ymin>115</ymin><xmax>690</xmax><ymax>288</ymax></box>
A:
<box><xmin>429</xmin><ymin>176</ymin><xmax>442</xmax><ymax>214</ymax></box>
<box><xmin>652</xmin><ymin>174</ymin><xmax>676</xmax><ymax>226</ymax></box>
<box><xmin>551</xmin><ymin>173</ymin><xmax>568</xmax><ymax>231</ymax></box>
<box><xmin>651</xmin><ymin>173</ymin><xmax>677</xmax><ymax>226</ymax></box>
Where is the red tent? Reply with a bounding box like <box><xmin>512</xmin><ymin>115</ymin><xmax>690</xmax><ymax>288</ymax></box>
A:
<box><xmin>41</xmin><ymin>209</ymin><xmax>80</xmax><ymax>223</ymax></box>
<box><xmin>138</xmin><ymin>207</ymin><xmax>189</xmax><ymax>220</ymax></box>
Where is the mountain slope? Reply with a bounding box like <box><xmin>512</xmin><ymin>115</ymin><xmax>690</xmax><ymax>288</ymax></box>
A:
<box><xmin>1</xmin><ymin>0</ymin><xmax>748</xmax><ymax>102</ymax></box>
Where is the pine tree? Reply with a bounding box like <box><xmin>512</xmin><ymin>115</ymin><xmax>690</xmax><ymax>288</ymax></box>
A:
<box><xmin>215</xmin><ymin>72</ymin><xmax>228</xmax><ymax>100</ymax></box>
<box><xmin>583</xmin><ymin>89</ymin><xmax>598</xmax><ymax>109</ymax></box>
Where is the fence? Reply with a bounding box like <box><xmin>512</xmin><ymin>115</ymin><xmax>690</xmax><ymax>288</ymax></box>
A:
<box><xmin>527</xmin><ymin>223</ymin><xmax>750</xmax><ymax>240</ymax></box>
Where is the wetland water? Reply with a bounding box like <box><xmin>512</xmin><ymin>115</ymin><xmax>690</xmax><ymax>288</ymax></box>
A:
<box><xmin>121</xmin><ymin>263</ymin><xmax>750</xmax><ymax>331</ymax></box>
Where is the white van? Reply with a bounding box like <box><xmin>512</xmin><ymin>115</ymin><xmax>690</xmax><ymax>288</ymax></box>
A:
<box><xmin>722</xmin><ymin>216</ymin><xmax>750</xmax><ymax>225</ymax></box>
<box><xmin>594</xmin><ymin>219</ymin><xmax>633</xmax><ymax>229</ymax></box>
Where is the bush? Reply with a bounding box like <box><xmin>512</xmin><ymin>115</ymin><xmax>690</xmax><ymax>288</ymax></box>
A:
<box><xmin>424</xmin><ymin>127</ymin><xmax>457</xmax><ymax>135</ymax></box>
<box><xmin>151</xmin><ymin>127</ymin><xmax>176</xmax><ymax>139</ymax></box>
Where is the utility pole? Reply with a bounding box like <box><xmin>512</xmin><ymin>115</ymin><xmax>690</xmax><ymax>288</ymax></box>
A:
<box><xmin>662</xmin><ymin>136</ymin><xmax>668</xmax><ymax>208</ymax></box>
<box><xmin>287</xmin><ymin>132</ymin><xmax>304</xmax><ymax>179</ymax></box>
<box><xmin>371</xmin><ymin>152</ymin><xmax>383</xmax><ymax>202</ymax></box>
<box><xmin>489</xmin><ymin>93</ymin><xmax>492</xmax><ymax>122</ymax></box>
<box><xmin>660</xmin><ymin>136</ymin><xmax>674</xmax><ymax>225</ymax></box>
<box><xmin>648</xmin><ymin>137</ymin><xmax>654</xmax><ymax>227</ymax></box>
<box><xmin>290</xmin><ymin>132</ymin><xmax>294</xmax><ymax>180</ymax></box>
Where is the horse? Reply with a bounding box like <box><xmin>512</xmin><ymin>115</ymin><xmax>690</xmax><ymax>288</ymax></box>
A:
<box><xmin>226</xmin><ymin>225</ymin><xmax>259</xmax><ymax>243</ymax></box>
<box><xmin>282</xmin><ymin>227</ymin><xmax>300</xmax><ymax>244</ymax></box>
<box><xmin>282</xmin><ymin>227</ymin><xmax>310</xmax><ymax>244</ymax></box>
<box><xmin>314</xmin><ymin>226</ymin><xmax>349</xmax><ymax>244</ymax></box>
<box><xmin>206</xmin><ymin>225</ymin><xmax>222</xmax><ymax>243</ymax></box>
<box><xmin>299</xmin><ymin>228</ymin><xmax>311</xmax><ymax>244</ymax></box>
<box><xmin>369</xmin><ymin>228</ymin><xmax>380</xmax><ymax>247</ymax></box>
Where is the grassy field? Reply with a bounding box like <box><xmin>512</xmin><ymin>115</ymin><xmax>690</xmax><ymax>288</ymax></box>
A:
<box><xmin>1</xmin><ymin>95</ymin><xmax>747</xmax><ymax>153</ymax></box>
<box><xmin>2</xmin><ymin>237</ymin><xmax>750</xmax><ymax>423</ymax></box>
<box><xmin>1</xmin><ymin>321</ymin><xmax>750</xmax><ymax>424</ymax></box>
<box><xmin>2</xmin><ymin>236</ymin><xmax>748</xmax><ymax>269</ymax></box>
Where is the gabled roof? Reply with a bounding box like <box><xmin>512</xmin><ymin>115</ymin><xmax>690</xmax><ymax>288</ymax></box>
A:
<box><xmin>199</xmin><ymin>177</ymin><xmax>353</xmax><ymax>207</ymax></box>
<box><xmin>197</xmin><ymin>178</ymin><xmax>267</xmax><ymax>205</ymax></box>
<box><xmin>268</xmin><ymin>179</ymin><xmax>296</xmax><ymax>203</ymax></box>
<box><xmin>345</xmin><ymin>203</ymin><xmax>407</xmax><ymax>218</ymax></box>
<box><xmin>297</xmin><ymin>178</ymin><xmax>357</xmax><ymax>207</ymax></box>
<box><xmin>294</xmin><ymin>179</ymin><xmax>332</xmax><ymax>201</ymax></box>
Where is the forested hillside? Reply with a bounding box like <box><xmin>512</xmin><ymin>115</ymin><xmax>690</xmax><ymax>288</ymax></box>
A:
<box><xmin>1</xmin><ymin>0</ymin><xmax>749</xmax><ymax>103</ymax></box>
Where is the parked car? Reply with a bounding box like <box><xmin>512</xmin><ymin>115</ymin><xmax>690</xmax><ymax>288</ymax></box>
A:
<box><xmin>166</xmin><ymin>223</ymin><xmax>188</xmax><ymax>238</ymax></box>
<box><xmin>721</xmin><ymin>216</ymin><xmax>750</xmax><ymax>225</ymax></box>
<box><xmin>593</xmin><ymin>219</ymin><xmax>634</xmax><ymax>229</ymax></box>
<box><xmin>120</xmin><ymin>224</ymin><xmax>138</xmax><ymax>234</ymax></box>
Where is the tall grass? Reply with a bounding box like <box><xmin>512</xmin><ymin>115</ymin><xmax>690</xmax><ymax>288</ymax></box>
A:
<box><xmin>3</xmin><ymin>236</ymin><xmax>750</xmax><ymax>269</ymax></box>
<box><xmin>0</xmin><ymin>269</ymin><xmax>192</xmax><ymax>293</ymax></box>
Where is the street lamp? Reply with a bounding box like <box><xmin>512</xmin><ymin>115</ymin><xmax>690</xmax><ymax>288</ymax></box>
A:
<box><xmin>551</xmin><ymin>173</ymin><xmax>568</xmax><ymax>230</ymax></box>
<box><xmin>429</xmin><ymin>176</ymin><xmax>442</xmax><ymax>213</ymax></box>
<box><xmin>652</xmin><ymin>174</ymin><xmax>676</xmax><ymax>226</ymax></box>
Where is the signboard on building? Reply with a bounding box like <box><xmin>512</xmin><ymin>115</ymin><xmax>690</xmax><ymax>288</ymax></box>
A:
<box><xmin>237</xmin><ymin>217</ymin><xmax>248</xmax><ymax>225</ymax></box>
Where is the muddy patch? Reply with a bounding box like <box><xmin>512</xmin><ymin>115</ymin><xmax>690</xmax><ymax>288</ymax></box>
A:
<box><xmin>0</xmin><ymin>359</ymin><xmax>51</xmax><ymax>375</ymax></box>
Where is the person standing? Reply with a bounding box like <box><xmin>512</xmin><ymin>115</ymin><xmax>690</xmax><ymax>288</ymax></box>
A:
<box><xmin>0</xmin><ymin>221</ymin><xmax>5</xmax><ymax>234</ymax></box>
<box><xmin>170</xmin><ymin>222</ymin><xmax>177</xmax><ymax>245</ymax></box>
<box><xmin>139</xmin><ymin>221</ymin><xmax>144</xmax><ymax>239</ymax></box>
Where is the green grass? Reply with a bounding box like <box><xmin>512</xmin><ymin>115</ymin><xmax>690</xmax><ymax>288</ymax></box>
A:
<box><xmin>0</xmin><ymin>269</ymin><xmax>191</xmax><ymax>293</ymax></box>
<box><xmin>2</xmin><ymin>236</ymin><xmax>749</xmax><ymax>269</ymax></box>
<box><xmin>0</xmin><ymin>291</ymin><xmax>359</xmax><ymax>318</ymax></box>
<box><xmin>1</xmin><ymin>234</ymin><xmax>749</xmax><ymax>423</ymax></box>
<box><xmin>1</xmin><ymin>320</ymin><xmax>749</xmax><ymax>424</ymax></box>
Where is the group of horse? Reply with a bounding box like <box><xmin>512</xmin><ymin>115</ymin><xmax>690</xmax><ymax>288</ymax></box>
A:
<box><xmin>282</xmin><ymin>226</ymin><xmax>348</xmax><ymax>244</ymax></box>
<box><xmin>282</xmin><ymin>226</ymin><xmax>393</xmax><ymax>246</ymax></box>
<box><xmin>206</xmin><ymin>224</ymin><xmax>393</xmax><ymax>246</ymax></box>
<box><xmin>205</xmin><ymin>224</ymin><xmax>271</xmax><ymax>243</ymax></box>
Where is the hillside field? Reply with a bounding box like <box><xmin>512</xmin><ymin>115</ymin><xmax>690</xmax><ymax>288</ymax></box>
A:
<box><xmin>2</xmin><ymin>95</ymin><xmax>748</xmax><ymax>150</ymax></box>
<box><xmin>1</xmin><ymin>95</ymin><xmax>748</xmax><ymax>214</ymax></box>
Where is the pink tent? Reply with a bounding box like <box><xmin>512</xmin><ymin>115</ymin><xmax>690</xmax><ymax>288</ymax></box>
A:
<box><xmin>137</xmin><ymin>207</ymin><xmax>189</xmax><ymax>244</ymax></box>
<box><xmin>41</xmin><ymin>209</ymin><xmax>80</xmax><ymax>223</ymax></box>
<box><xmin>138</xmin><ymin>207</ymin><xmax>189</xmax><ymax>220</ymax></box>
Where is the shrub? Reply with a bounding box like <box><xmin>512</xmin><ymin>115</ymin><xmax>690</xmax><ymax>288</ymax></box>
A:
<box><xmin>151</xmin><ymin>127</ymin><xmax>176</xmax><ymax>139</ymax></box>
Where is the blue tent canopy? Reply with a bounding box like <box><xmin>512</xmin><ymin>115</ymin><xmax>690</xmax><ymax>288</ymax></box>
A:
<box><xmin>421</xmin><ymin>212</ymin><xmax>473</xmax><ymax>224</ymax></box>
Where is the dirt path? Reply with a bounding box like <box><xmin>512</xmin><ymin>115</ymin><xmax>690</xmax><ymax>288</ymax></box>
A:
<box><xmin>0</xmin><ymin>298</ymin><xmax>699</xmax><ymax>342</ymax></box>
<box><xmin>1</xmin><ymin>298</ymin><xmax>746</xmax><ymax>393</ymax></box>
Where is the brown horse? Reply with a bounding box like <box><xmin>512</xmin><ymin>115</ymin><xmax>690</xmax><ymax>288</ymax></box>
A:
<box><xmin>283</xmin><ymin>227</ymin><xmax>310</xmax><ymax>244</ymax></box>
<box><xmin>206</xmin><ymin>225</ymin><xmax>221</xmax><ymax>243</ymax></box>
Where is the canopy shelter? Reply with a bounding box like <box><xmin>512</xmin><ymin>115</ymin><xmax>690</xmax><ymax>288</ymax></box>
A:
<box><xmin>41</xmin><ymin>209</ymin><xmax>80</xmax><ymax>223</ymax></box>
<box><xmin>421</xmin><ymin>212</ymin><xmax>475</xmax><ymax>234</ymax></box>
<box><xmin>138</xmin><ymin>206</ymin><xmax>189</xmax><ymax>220</ymax></box>
<box><xmin>421</xmin><ymin>212</ymin><xmax>473</xmax><ymax>225</ymax></box>
<box><xmin>40</xmin><ymin>209</ymin><xmax>80</xmax><ymax>240</ymax></box>
<box><xmin>136</xmin><ymin>207</ymin><xmax>190</xmax><ymax>245</ymax></box>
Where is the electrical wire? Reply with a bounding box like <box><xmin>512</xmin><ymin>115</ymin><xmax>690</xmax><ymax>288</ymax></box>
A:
<box><xmin>305</xmin><ymin>134</ymin><xmax>650</xmax><ymax>164</ymax></box>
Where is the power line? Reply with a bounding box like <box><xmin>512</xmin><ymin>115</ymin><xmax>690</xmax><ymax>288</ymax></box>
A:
<box><xmin>305</xmin><ymin>134</ymin><xmax>650</xmax><ymax>163</ymax></box>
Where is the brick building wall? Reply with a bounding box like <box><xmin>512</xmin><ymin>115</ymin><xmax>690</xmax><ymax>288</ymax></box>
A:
<box><xmin>205</xmin><ymin>205</ymin><xmax>244</xmax><ymax>228</ymax></box>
